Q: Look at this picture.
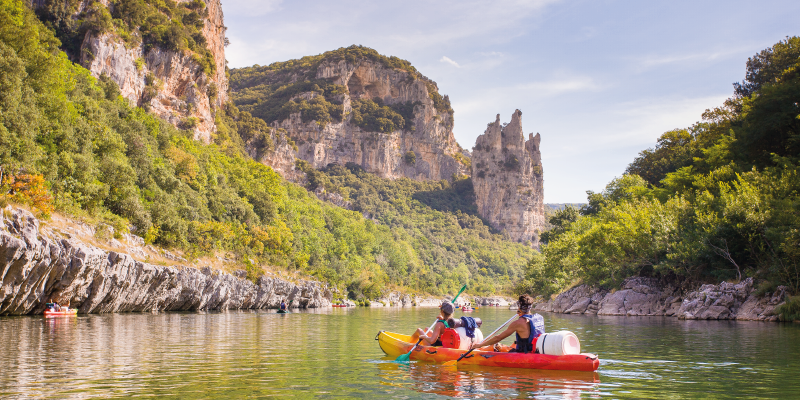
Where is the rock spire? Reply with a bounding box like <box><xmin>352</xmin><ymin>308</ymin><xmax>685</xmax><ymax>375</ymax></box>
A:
<box><xmin>471</xmin><ymin>110</ymin><xmax>545</xmax><ymax>247</ymax></box>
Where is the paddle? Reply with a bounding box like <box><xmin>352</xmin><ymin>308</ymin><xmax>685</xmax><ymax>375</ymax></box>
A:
<box><xmin>442</xmin><ymin>313</ymin><xmax>519</xmax><ymax>366</ymax></box>
<box><xmin>395</xmin><ymin>284</ymin><xmax>468</xmax><ymax>362</ymax></box>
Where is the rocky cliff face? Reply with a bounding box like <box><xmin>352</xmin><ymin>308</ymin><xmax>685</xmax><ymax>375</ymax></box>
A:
<box><xmin>233</xmin><ymin>56</ymin><xmax>469</xmax><ymax>181</ymax></box>
<box><xmin>74</xmin><ymin>0</ymin><xmax>228</xmax><ymax>142</ymax></box>
<box><xmin>534</xmin><ymin>277</ymin><xmax>787</xmax><ymax>322</ymax></box>
<box><xmin>0</xmin><ymin>207</ymin><xmax>331</xmax><ymax>315</ymax></box>
<box><xmin>471</xmin><ymin>110</ymin><xmax>545</xmax><ymax>247</ymax></box>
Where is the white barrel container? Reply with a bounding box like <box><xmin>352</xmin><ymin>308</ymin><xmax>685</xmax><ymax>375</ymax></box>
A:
<box><xmin>452</xmin><ymin>327</ymin><xmax>484</xmax><ymax>350</ymax></box>
<box><xmin>535</xmin><ymin>331</ymin><xmax>580</xmax><ymax>355</ymax></box>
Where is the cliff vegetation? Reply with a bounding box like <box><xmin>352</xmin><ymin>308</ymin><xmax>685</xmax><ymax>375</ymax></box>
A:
<box><xmin>1</xmin><ymin>0</ymin><xmax>524</xmax><ymax>298</ymax></box>
<box><xmin>521</xmin><ymin>37</ymin><xmax>800</xmax><ymax>300</ymax></box>
<box><xmin>36</xmin><ymin>0</ymin><xmax>216</xmax><ymax>74</ymax></box>
<box><xmin>295</xmin><ymin>162</ymin><xmax>536</xmax><ymax>294</ymax></box>
<box><xmin>230</xmin><ymin>45</ymin><xmax>453</xmax><ymax>126</ymax></box>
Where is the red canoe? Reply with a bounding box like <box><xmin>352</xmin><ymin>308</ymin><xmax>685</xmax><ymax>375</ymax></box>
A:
<box><xmin>377</xmin><ymin>331</ymin><xmax>599</xmax><ymax>372</ymax></box>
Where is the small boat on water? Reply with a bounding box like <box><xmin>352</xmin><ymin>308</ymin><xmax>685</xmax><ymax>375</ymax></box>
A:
<box><xmin>277</xmin><ymin>309</ymin><xmax>291</xmax><ymax>314</ymax></box>
<box><xmin>332</xmin><ymin>304</ymin><xmax>348</xmax><ymax>308</ymax></box>
<box><xmin>461</xmin><ymin>306</ymin><xmax>474</xmax><ymax>312</ymax></box>
<box><xmin>376</xmin><ymin>331</ymin><xmax>599</xmax><ymax>372</ymax></box>
<box><xmin>44</xmin><ymin>309</ymin><xmax>77</xmax><ymax>318</ymax></box>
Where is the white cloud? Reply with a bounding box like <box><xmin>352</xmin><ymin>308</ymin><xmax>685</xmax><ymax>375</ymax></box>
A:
<box><xmin>519</xmin><ymin>76</ymin><xmax>602</xmax><ymax>96</ymax></box>
<box><xmin>440</xmin><ymin>56</ymin><xmax>461</xmax><ymax>68</ymax></box>
<box><xmin>223</xmin><ymin>0</ymin><xmax>283</xmax><ymax>17</ymax></box>
<box><xmin>631</xmin><ymin>45</ymin><xmax>756</xmax><ymax>72</ymax></box>
<box><xmin>477</xmin><ymin>51</ymin><xmax>504</xmax><ymax>57</ymax></box>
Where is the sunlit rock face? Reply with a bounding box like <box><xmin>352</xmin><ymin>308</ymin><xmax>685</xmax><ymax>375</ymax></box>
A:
<box><xmin>534</xmin><ymin>277</ymin><xmax>787</xmax><ymax>322</ymax></box>
<box><xmin>0</xmin><ymin>207</ymin><xmax>331</xmax><ymax>315</ymax></box>
<box><xmin>234</xmin><ymin>58</ymin><xmax>469</xmax><ymax>181</ymax></box>
<box><xmin>471</xmin><ymin>110</ymin><xmax>545</xmax><ymax>248</ymax></box>
<box><xmin>74</xmin><ymin>0</ymin><xmax>228</xmax><ymax>143</ymax></box>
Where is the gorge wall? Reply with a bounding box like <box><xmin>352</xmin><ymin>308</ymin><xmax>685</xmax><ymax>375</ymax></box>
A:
<box><xmin>471</xmin><ymin>110</ymin><xmax>545</xmax><ymax>247</ymax></box>
<box><xmin>0</xmin><ymin>207</ymin><xmax>331</xmax><ymax>315</ymax></box>
<box><xmin>230</xmin><ymin>52</ymin><xmax>470</xmax><ymax>181</ymax></box>
<box><xmin>46</xmin><ymin>0</ymin><xmax>230</xmax><ymax>142</ymax></box>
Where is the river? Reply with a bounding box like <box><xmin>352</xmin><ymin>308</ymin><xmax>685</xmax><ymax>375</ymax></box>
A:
<box><xmin>1</xmin><ymin>307</ymin><xmax>797</xmax><ymax>399</ymax></box>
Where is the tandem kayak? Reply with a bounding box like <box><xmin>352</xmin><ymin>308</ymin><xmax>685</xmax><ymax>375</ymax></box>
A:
<box><xmin>332</xmin><ymin>304</ymin><xmax>348</xmax><ymax>308</ymax></box>
<box><xmin>376</xmin><ymin>331</ymin><xmax>599</xmax><ymax>372</ymax></box>
<box><xmin>461</xmin><ymin>307</ymin><xmax>474</xmax><ymax>312</ymax></box>
<box><xmin>44</xmin><ymin>309</ymin><xmax>77</xmax><ymax>318</ymax></box>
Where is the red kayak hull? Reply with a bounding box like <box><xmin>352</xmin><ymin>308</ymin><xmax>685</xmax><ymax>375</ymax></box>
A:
<box><xmin>378</xmin><ymin>331</ymin><xmax>599</xmax><ymax>372</ymax></box>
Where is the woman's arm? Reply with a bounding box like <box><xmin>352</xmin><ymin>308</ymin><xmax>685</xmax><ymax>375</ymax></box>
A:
<box><xmin>469</xmin><ymin>321</ymin><xmax>519</xmax><ymax>350</ymax></box>
<box><xmin>419</xmin><ymin>322</ymin><xmax>444</xmax><ymax>346</ymax></box>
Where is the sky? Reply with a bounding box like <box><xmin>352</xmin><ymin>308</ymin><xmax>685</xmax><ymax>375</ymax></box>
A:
<box><xmin>222</xmin><ymin>0</ymin><xmax>800</xmax><ymax>203</ymax></box>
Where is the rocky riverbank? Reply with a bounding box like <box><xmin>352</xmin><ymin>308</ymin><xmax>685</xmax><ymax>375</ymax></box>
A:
<box><xmin>0</xmin><ymin>207</ymin><xmax>331</xmax><ymax>315</ymax></box>
<box><xmin>534</xmin><ymin>277</ymin><xmax>787</xmax><ymax>322</ymax></box>
<box><xmin>367</xmin><ymin>292</ymin><xmax>513</xmax><ymax>308</ymax></box>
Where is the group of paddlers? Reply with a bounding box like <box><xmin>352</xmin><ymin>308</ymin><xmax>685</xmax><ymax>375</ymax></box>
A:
<box><xmin>45</xmin><ymin>300</ymin><xmax>71</xmax><ymax>313</ymax></box>
<box><xmin>411</xmin><ymin>294</ymin><xmax>544</xmax><ymax>353</ymax></box>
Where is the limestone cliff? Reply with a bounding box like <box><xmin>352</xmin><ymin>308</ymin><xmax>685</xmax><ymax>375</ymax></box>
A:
<box><xmin>55</xmin><ymin>0</ymin><xmax>229</xmax><ymax>142</ymax></box>
<box><xmin>0</xmin><ymin>207</ymin><xmax>331</xmax><ymax>315</ymax></box>
<box><xmin>230</xmin><ymin>48</ymin><xmax>469</xmax><ymax>181</ymax></box>
<box><xmin>471</xmin><ymin>110</ymin><xmax>545</xmax><ymax>247</ymax></box>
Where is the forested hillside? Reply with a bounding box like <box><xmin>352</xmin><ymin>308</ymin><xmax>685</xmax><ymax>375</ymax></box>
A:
<box><xmin>520</xmin><ymin>38</ymin><xmax>800</xmax><ymax>314</ymax></box>
<box><xmin>0</xmin><ymin>0</ymin><xmax>533</xmax><ymax>298</ymax></box>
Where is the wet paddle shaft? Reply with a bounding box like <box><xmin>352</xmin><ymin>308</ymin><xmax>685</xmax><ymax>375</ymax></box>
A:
<box><xmin>395</xmin><ymin>284</ymin><xmax>468</xmax><ymax>362</ymax></box>
<box><xmin>443</xmin><ymin>313</ymin><xmax>519</xmax><ymax>366</ymax></box>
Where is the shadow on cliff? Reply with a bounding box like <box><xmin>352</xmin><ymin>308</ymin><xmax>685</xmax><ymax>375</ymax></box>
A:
<box><xmin>412</xmin><ymin>178</ymin><xmax>498</xmax><ymax>233</ymax></box>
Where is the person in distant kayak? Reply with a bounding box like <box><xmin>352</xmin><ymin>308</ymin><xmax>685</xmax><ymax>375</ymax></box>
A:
<box><xmin>280</xmin><ymin>299</ymin><xmax>287</xmax><ymax>311</ymax></box>
<box><xmin>410</xmin><ymin>301</ymin><xmax>455</xmax><ymax>346</ymax></box>
<box><xmin>469</xmin><ymin>294</ymin><xmax>545</xmax><ymax>353</ymax></box>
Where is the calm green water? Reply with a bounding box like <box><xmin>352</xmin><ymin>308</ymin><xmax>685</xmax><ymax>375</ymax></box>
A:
<box><xmin>1</xmin><ymin>307</ymin><xmax>798</xmax><ymax>399</ymax></box>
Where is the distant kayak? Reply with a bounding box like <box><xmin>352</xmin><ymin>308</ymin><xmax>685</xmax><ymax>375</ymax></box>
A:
<box><xmin>277</xmin><ymin>309</ymin><xmax>290</xmax><ymax>314</ymax></box>
<box><xmin>461</xmin><ymin>307</ymin><xmax>474</xmax><ymax>312</ymax></box>
<box><xmin>332</xmin><ymin>304</ymin><xmax>348</xmax><ymax>308</ymax></box>
<box><xmin>44</xmin><ymin>309</ymin><xmax>77</xmax><ymax>318</ymax></box>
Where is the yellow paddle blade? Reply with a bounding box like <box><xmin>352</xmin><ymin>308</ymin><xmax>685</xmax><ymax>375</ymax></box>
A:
<box><xmin>441</xmin><ymin>360</ymin><xmax>457</xmax><ymax>366</ymax></box>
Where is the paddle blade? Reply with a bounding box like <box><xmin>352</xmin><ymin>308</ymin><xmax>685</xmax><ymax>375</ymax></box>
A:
<box><xmin>395</xmin><ymin>352</ymin><xmax>411</xmax><ymax>362</ymax></box>
<box><xmin>441</xmin><ymin>360</ymin><xmax>457</xmax><ymax>366</ymax></box>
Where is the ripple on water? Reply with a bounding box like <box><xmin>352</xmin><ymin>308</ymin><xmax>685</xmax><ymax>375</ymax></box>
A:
<box><xmin>1</xmin><ymin>308</ymin><xmax>799</xmax><ymax>399</ymax></box>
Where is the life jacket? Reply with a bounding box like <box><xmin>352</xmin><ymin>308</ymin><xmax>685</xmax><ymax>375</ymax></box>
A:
<box><xmin>512</xmin><ymin>314</ymin><xmax>545</xmax><ymax>353</ymax></box>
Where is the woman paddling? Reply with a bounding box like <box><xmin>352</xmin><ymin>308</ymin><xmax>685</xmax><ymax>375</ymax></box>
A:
<box><xmin>469</xmin><ymin>294</ymin><xmax>544</xmax><ymax>353</ymax></box>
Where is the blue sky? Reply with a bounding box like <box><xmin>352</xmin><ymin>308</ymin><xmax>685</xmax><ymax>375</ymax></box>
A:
<box><xmin>223</xmin><ymin>0</ymin><xmax>800</xmax><ymax>202</ymax></box>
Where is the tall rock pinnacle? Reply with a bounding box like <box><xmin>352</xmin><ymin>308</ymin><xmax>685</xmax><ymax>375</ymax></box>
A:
<box><xmin>471</xmin><ymin>110</ymin><xmax>545</xmax><ymax>248</ymax></box>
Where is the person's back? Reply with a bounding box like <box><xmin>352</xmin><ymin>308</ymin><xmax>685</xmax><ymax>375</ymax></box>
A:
<box><xmin>411</xmin><ymin>301</ymin><xmax>455</xmax><ymax>346</ymax></box>
<box><xmin>280</xmin><ymin>300</ymin><xmax>286</xmax><ymax>311</ymax></box>
<box><xmin>470</xmin><ymin>294</ymin><xmax>544</xmax><ymax>354</ymax></box>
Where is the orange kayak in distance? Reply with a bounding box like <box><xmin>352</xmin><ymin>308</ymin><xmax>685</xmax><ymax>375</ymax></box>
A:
<box><xmin>377</xmin><ymin>331</ymin><xmax>599</xmax><ymax>372</ymax></box>
<box><xmin>44</xmin><ymin>309</ymin><xmax>77</xmax><ymax>318</ymax></box>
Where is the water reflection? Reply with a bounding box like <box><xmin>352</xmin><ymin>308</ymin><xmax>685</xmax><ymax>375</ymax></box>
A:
<box><xmin>1</xmin><ymin>308</ymin><xmax>798</xmax><ymax>398</ymax></box>
<box><xmin>376</xmin><ymin>358</ymin><xmax>600</xmax><ymax>399</ymax></box>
